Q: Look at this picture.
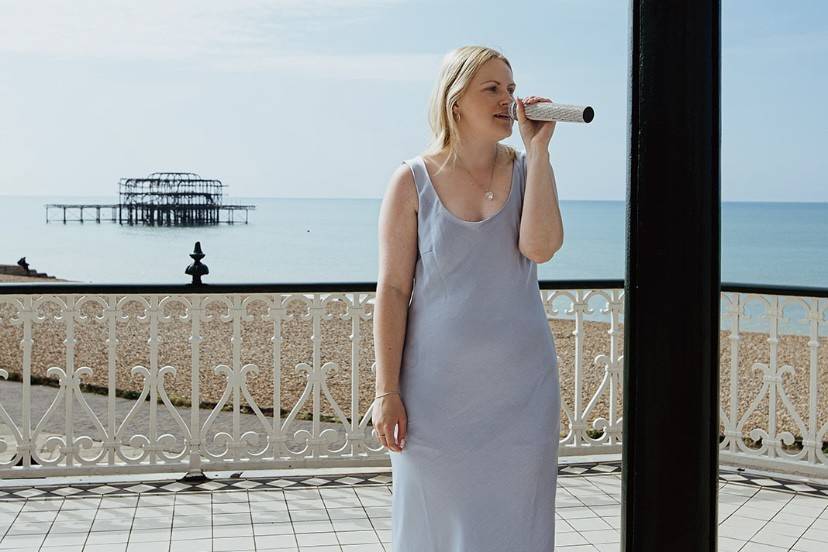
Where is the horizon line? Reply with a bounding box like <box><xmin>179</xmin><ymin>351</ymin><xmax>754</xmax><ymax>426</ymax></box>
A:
<box><xmin>1</xmin><ymin>194</ymin><xmax>827</xmax><ymax>205</ymax></box>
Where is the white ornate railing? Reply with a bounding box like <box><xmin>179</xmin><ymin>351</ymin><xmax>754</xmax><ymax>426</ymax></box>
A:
<box><xmin>0</xmin><ymin>282</ymin><xmax>825</xmax><ymax>479</ymax></box>
<box><xmin>719</xmin><ymin>288</ymin><xmax>828</xmax><ymax>478</ymax></box>
<box><xmin>0</xmin><ymin>289</ymin><xmax>385</xmax><ymax>477</ymax></box>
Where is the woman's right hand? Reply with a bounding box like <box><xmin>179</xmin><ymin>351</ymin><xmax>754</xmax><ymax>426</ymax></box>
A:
<box><xmin>371</xmin><ymin>393</ymin><xmax>407</xmax><ymax>452</ymax></box>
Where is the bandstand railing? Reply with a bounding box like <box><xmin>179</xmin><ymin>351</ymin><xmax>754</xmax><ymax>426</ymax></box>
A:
<box><xmin>0</xmin><ymin>245</ymin><xmax>825</xmax><ymax>479</ymax></box>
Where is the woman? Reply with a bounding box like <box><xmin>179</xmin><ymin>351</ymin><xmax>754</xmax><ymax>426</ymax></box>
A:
<box><xmin>373</xmin><ymin>45</ymin><xmax>563</xmax><ymax>551</ymax></box>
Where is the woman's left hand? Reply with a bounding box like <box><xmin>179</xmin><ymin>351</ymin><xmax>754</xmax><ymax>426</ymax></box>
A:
<box><xmin>515</xmin><ymin>96</ymin><xmax>556</xmax><ymax>151</ymax></box>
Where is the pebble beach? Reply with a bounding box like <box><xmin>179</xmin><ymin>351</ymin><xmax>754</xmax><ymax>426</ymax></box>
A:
<box><xmin>0</xmin><ymin>273</ymin><xmax>826</xmax><ymax>444</ymax></box>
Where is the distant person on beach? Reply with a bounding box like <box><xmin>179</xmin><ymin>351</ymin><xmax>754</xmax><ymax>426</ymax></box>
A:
<box><xmin>372</xmin><ymin>45</ymin><xmax>564</xmax><ymax>551</ymax></box>
<box><xmin>17</xmin><ymin>257</ymin><xmax>30</xmax><ymax>274</ymax></box>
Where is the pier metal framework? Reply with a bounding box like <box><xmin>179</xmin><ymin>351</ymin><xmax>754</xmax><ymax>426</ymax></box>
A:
<box><xmin>45</xmin><ymin>172</ymin><xmax>255</xmax><ymax>225</ymax></box>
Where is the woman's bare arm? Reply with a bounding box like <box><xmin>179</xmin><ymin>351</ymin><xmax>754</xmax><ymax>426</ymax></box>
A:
<box><xmin>518</xmin><ymin>146</ymin><xmax>564</xmax><ymax>263</ymax></box>
<box><xmin>374</xmin><ymin>163</ymin><xmax>419</xmax><ymax>396</ymax></box>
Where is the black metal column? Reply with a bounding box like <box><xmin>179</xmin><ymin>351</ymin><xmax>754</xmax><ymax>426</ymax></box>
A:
<box><xmin>622</xmin><ymin>1</ymin><xmax>720</xmax><ymax>550</ymax></box>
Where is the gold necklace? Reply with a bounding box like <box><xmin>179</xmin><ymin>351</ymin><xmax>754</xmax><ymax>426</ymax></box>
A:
<box><xmin>454</xmin><ymin>147</ymin><xmax>498</xmax><ymax>200</ymax></box>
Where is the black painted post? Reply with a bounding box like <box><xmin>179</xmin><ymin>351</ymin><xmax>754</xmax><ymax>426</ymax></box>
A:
<box><xmin>623</xmin><ymin>1</ymin><xmax>720</xmax><ymax>550</ymax></box>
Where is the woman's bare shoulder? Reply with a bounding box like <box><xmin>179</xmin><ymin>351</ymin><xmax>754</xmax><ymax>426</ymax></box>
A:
<box><xmin>385</xmin><ymin>160</ymin><xmax>419</xmax><ymax>214</ymax></box>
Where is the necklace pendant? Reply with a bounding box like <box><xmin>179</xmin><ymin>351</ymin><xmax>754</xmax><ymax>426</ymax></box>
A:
<box><xmin>485</xmin><ymin>191</ymin><xmax>494</xmax><ymax>200</ymax></box>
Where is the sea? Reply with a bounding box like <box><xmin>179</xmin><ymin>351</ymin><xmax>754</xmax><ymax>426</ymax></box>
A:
<box><xmin>2</xmin><ymin>196</ymin><xmax>826</xmax><ymax>334</ymax></box>
<box><xmin>0</xmin><ymin>195</ymin><xmax>824</xmax><ymax>288</ymax></box>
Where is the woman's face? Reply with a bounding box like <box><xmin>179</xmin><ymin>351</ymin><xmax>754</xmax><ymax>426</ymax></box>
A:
<box><xmin>454</xmin><ymin>58</ymin><xmax>516</xmax><ymax>140</ymax></box>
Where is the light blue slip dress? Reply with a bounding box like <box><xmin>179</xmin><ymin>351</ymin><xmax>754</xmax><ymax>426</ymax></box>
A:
<box><xmin>389</xmin><ymin>149</ymin><xmax>561</xmax><ymax>551</ymax></box>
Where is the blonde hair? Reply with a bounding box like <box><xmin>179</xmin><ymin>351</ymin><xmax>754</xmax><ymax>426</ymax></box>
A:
<box><xmin>423</xmin><ymin>45</ymin><xmax>518</xmax><ymax>175</ymax></box>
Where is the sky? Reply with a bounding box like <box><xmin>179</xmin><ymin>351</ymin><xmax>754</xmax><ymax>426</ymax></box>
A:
<box><xmin>0</xmin><ymin>0</ymin><xmax>825</xmax><ymax>202</ymax></box>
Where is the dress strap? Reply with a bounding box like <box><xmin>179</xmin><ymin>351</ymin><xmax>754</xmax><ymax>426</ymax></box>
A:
<box><xmin>402</xmin><ymin>157</ymin><xmax>427</xmax><ymax>195</ymax></box>
<box><xmin>402</xmin><ymin>157</ymin><xmax>436</xmax><ymax>212</ymax></box>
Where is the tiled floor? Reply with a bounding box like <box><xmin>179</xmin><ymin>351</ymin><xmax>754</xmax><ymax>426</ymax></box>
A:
<box><xmin>0</xmin><ymin>469</ymin><xmax>826</xmax><ymax>551</ymax></box>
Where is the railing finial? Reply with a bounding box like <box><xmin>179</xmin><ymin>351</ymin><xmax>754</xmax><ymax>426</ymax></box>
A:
<box><xmin>185</xmin><ymin>241</ymin><xmax>209</xmax><ymax>285</ymax></box>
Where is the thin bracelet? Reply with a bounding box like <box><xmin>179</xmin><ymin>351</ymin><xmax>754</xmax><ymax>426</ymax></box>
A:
<box><xmin>375</xmin><ymin>390</ymin><xmax>400</xmax><ymax>400</ymax></box>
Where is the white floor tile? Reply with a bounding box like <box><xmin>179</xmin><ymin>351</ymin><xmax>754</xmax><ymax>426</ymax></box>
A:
<box><xmin>0</xmin><ymin>470</ymin><xmax>823</xmax><ymax>552</ymax></box>
<box><xmin>213</xmin><ymin>535</ymin><xmax>255</xmax><ymax>551</ymax></box>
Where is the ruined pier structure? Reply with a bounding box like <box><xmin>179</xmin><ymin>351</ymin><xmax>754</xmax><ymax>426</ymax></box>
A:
<box><xmin>45</xmin><ymin>172</ymin><xmax>255</xmax><ymax>225</ymax></box>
